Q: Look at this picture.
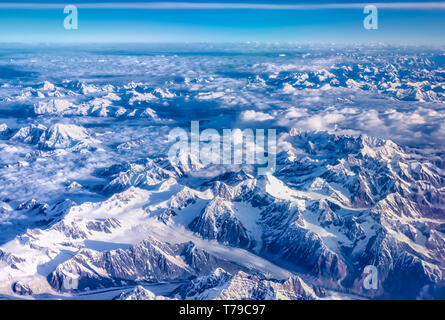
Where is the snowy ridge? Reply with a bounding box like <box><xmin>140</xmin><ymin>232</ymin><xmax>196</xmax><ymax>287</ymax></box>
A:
<box><xmin>173</xmin><ymin>268</ymin><xmax>322</xmax><ymax>300</ymax></box>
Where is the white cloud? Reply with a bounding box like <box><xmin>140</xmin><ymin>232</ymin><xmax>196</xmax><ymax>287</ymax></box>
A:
<box><xmin>240</xmin><ymin>110</ymin><xmax>275</xmax><ymax>122</ymax></box>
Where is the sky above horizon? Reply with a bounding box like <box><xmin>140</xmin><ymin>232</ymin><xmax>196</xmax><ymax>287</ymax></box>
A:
<box><xmin>0</xmin><ymin>1</ymin><xmax>443</xmax><ymax>44</ymax></box>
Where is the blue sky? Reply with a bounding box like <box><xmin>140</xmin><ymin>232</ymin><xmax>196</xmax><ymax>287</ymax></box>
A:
<box><xmin>0</xmin><ymin>1</ymin><xmax>443</xmax><ymax>44</ymax></box>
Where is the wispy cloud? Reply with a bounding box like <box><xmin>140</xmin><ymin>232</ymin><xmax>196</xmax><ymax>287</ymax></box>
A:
<box><xmin>0</xmin><ymin>2</ymin><xmax>444</xmax><ymax>10</ymax></box>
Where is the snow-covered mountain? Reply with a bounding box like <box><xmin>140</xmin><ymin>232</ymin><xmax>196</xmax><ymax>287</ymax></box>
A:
<box><xmin>10</xmin><ymin>123</ymin><xmax>96</xmax><ymax>150</ymax></box>
<box><xmin>0</xmin><ymin>128</ymin><xmax>443</xmax><ymax>299</ymax></box>
<box><xmin>0</xmin><ymin>44</ymin><xmax>444</xmax><ymax>300</ymax></box>
<box><xmin>114</xmin><ymin>285</ymin><xmax>170</xmax><ymax>300</ymax></box>
<box><xmin>172</xmin><ymin>268</ymin><xmax>322</xmax><ymax>300</ymax></box>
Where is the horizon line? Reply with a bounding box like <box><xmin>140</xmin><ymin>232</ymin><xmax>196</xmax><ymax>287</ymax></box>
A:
<box><xmin>0</xmin><ymin>41</ymin><xmax>444</xmax><ymax>46</ymax></box>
